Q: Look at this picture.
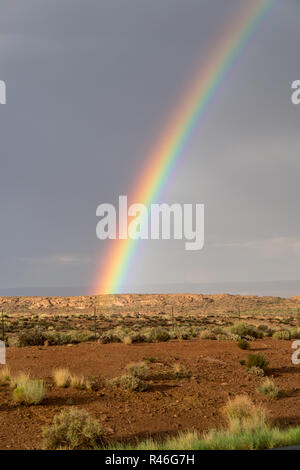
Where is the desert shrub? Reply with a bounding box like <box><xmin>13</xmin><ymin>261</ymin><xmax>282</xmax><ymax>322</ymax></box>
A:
<box><xmin>125</xmin><ymin>361</ymin><xmax>149</xmax><ymax>379</ymax></box>
<box><xmin>173</xmin><ymin>327</ymin><xmax>193</xmax><ymax>340</ymax></box>
<box><xmin>257</xmin><ymin>325</ymin><xmax>273</xmax><ymax>337</ymax></box>
<box><xmin>42</xmin><ymin>408</ymin><xmax>105</xmax><ymax>450</ymax></box>
<box><xmin>137</xmin><ymin>327</ymin><xmax>170</xmax><ymax>343</ymax></box>
<box><xmin>272</xmin><ymin>330</ymin><xmax>291</xmax><ymax>340</ymax></box>
<box><xmin>199</xmin><ymin>329</ymin><xmax>217</xmax><ymax>340</ymax></box>
<box><xmin>7</xmin><ymin>335</ymin><xmax>19</xmax><ymax>347</ymax></box>
<box><xmin>53</xmin><ymin>368</ymin><xmax>71</xmax><ymax>388</ymax></box>
<box><xmin>257</xmin><ymin>379</ymin><xmax>279</xmax><ymax>399</ymax></box>
<box><xmin>123</xmin><ymin>332</ymin><xmax>144</xmax><ymax>344</ymax></box>
<box><xmin>99</xmin><ymin>327</ymin><xmax>142</xmax><ymax>344</ymax></box>
<box><xmin>46</xmin><ymin>330</ymin><xmax>95</xmax><ymax>345</ymax></box>
<box><xmin>223</xmin><ymin>395</ymin><xmax>268</xmax><ymax>433</ymax></box>
<box><xmin>0</xmin><ymin>366</ymin><xmax>11</xmax><ymax>383</ymax></box>
<box><xmin>248</xmin><ymin>366</ymin><xmax>265</xmax><ymax>377</ymax></box>
<box><xmin>244</xmin><ymin>335</ymin><xmax>257</xmax><ymax>341</ymax></box>
<box><xmin>171</xmin><ymin>326</ymin><xmax>201</xmax><ymax>340</ymax></box>
<box><xmin>44</xmin><ymin>331</ymin><xmax>67</xmax><ymax>346</ymax></box>
<box><xmin>237</xmin><ymin>339</ymin><xmax>250</xmax><ymax>350</ymax></box>
<box><xmin>230</xmin><ymin>322</ymin><xmax>251</xmax><ymax>337</ymax></box>
<box><xmin>246</xmin><ymin>353</ymin><xmax>269</xmax><ymax>371</ymax></box>
<box><xmin>191</xmin><ymin>326</ymin><xmax>202</xmax><ymax>337</ymax></box>
<box><xmin>239</xmin><ymin>359</ymin><xmax>246</xmax><ymax>366</ymax></box>
<box><xmin>147</xmin><ymin>327</ymin><xmax>170</xmax><ymax>343</ymax></box>
<box><xmin>289</xmin><ymin>328</ymin><xmax>300</xmax><ymax>339</ymax></box>
<box><xmin>139</xmin><ymin>328</ymin><xmax>153</xmax><ymax>342</ymax></box>
<box><xmin>63</xmin><ymin>330</ymin><xmax>94</xmax><ymax>344</ymax></box>
<box><xmin>113</xmin><ymin>326</ymin><xmax>132</xmax><ymax>342</ymax></box>
<box><xmin>99</xmin><ymin>331</ymin><xmax>120</xmax><ymax>344</ymax></box>
<box><xmin>172</xmin><ymin>363</ymin><xmax>191</xmax><ymax>379</ymax></box>
<box><xmin>108</xmin><ymin>374</ymin><xmax>147</xmax><ymax>392</ymax></box>
<box><xmin>217</xmin><ymin>334</ymin><xmax>231</xmax><ymax>341</ymax></box>
<box><xmin>230</xmin><ymin>322</ymin><xmax>262</xmax><ymax>339</ymax></box>
<box><xmin>12</xmin><ymin>375</ymin><xmax>46</xmax><ymax>405</ymax></box>
<box><xmin>211</xmin><ymin>326</ymin><xmax>226</xmax><ymax>335</ymax></box>
<box><xmin>225</xmin><ymin>333</ymin><xmax>241</xmax><ymax>341</ymax></box>
<box><xmin>18</xmin><ymin>328</ymin><xmax>46</xmax><ymax>347</ymax></box>
<box><xmin>143</xmin><ymin>356</ymin><xmax>158</xmax><ymax>363</ymax></box>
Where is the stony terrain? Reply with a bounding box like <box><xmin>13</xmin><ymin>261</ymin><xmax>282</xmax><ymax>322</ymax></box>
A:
<box><xmin>1</xmin><ymin>293</ymin><xmax>300</xmax><ymax>316</ymax></box>
<box><xmin>1</xmin><ymin>294</ymin><xmax>300</xmax><ymax>450</ymax></box>
<box><xmin>1</xmin><ymin>338</ymin><xmax>300</xmax><ymax>449</ymax></box>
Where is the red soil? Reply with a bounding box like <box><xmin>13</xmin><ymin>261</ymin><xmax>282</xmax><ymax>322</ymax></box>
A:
<box><xmin>0</xmin><ymin>338</ymin><xmax>299</xmax><ymax>449</ymax></box>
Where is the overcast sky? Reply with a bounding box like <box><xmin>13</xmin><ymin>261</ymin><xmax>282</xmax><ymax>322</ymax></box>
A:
<box><xmin>0</xmin><ymin>0</ymin><xmax>299</xmax><ymax>295</ymax></box>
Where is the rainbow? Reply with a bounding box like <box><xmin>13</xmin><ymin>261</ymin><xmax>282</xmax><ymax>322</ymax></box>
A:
<box><xmin>93</xmin><ymin>0</ymin><xmax>277</xmax><ymax>295</ymax></box>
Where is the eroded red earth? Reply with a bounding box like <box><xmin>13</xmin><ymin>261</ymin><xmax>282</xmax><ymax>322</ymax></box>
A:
<box><xmin>0</xmin><ymin>338</ymin><xmax>299</xmax><ymax>449</ymax></box>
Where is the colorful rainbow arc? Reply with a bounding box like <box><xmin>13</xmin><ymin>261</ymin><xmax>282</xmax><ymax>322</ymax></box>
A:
<box><xmin>93</xmin><ymin>0</ymin><xmax>277</xmax><ymax>295</ymax></box>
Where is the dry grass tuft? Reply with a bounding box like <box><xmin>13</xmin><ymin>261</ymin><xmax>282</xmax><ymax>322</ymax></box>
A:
<box><xmin>70</xmin><ymin>375</ymin><xmax>91</xmax><ymax>390</ymax></box>
<box><xmin>0</xmin><ymin>366</ymin><xmax>11</xmax><ymax>383</ymax></box>
<box><xmin>12</xmin><ymin>373</ymin><xmax>46</xmax><ymax>405</ymax></box>
<box><xmin>52</xmin><ymin>368</ymin><xmax>91</xmax><ymax>390</ymax></box>
<box><xmin>223</xmin><ymin>395</ymin><xmax>268</xmax><ymax>433</ymax></box>
<box><xmin>10</xmin><ymin>372</ymin><xmax>30</xmax><ymax>389</ymax></box>
<box><xmin>53</xmin><ymin>368</ymin><xmax>71</xmax><ymax>388</ymax></box>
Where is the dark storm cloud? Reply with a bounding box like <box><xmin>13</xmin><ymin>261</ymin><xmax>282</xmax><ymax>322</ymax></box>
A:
<box><xmin>0</xmin><ymin>0</ymin><xmax>299</xmax><ymax>294</ymax></box>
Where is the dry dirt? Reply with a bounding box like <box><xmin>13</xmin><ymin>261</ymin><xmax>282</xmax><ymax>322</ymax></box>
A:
<box><xmin>1</xmin><ymin>338</ymin><xmax>300</xmax><ymax>450</ymax></box>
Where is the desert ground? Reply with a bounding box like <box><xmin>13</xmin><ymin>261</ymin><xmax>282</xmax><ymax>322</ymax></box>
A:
<box><xmin>1</xmin><ymin>294</ymin><xmax>300</xmax><ymax>450</ymax></box>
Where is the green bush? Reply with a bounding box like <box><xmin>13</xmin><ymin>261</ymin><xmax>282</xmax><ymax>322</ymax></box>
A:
<box><xmin>18</xmin><ymin>328</ymin><xmax>46</xmax><ymax>347</ymax></box>
<box><xmin>100</xmin><ymin>326</ymin><xmax>171</xmax><ymax>344</ymax></box>
<box><xmin>257</xmin><ymin>325</ymin><xmax>273</xmax><ymax>337</ymax></box>
<box><xmin>148</xmin><ymin>327</ymin><xmax>170</xmax><ymax>342</ymax></box>
<box><xmin>246</xmin><ymin>353</ymin><xmax>269</xmax><ymax>371</ymax></box>
<box><xmin>42</xmin><ymin>409</ymin><xmax>105</xmax><ymax>450</ymax></box>
<box><xmin>237</xmin><ymin>339</ymin><xmax>250</xmax><ymax>350</ymax></box>
<box><xmin>99</xmin><ymin>331</ymin><xmax>120</xmax><ymax>344</ymax></box>
<box><xmin>289</xmin><ymin>328</ymin><xmax>300</xmax><ymax>339</ymax></box>
<box><xmin>172</xmin><ymin>363</ymin><xmax>191</xmax><ymax>379</ymax></box>
<box><xmin>46</xmin><ymin>330</ymin><xmax>95</xmax><ymax>345</ymax></box>
<box><xmin>173</xmin><ymin>327</ymin><xmax>194</xmax><ymax>340</ymax></box>
<box><xmin>108</xmin><ymin>374</ymin><xmax>147</xmax><ymax>392</ymax></box>
<box><xmin>257</xmin><ymin>379</ymin><xmax>279</xmax><ymax>399</ymax></box>
<box><xmin>199</xmin><ymin>329</ymin><xmax>217</xmax><ymax>340</ymax></box>
<box><xmin>272</xmin><ymin>330</ymin><xmax>291</xmax><ymax>340</ymax></box>
<box><xmin>248</xmin><ymin>366</ymin><xmax>265</xmax><ymax>377</ymax></box>
<box><xmin>226</xmin><ymin>333</ymin><xmax>241</xmax><ymax>341</ymax></box>
<box><xmin>231</xmin><ymin>322</ymin><xmax>263</xmax><ymax>339</ymax></box>
<box><xmin>125</xmin><ymin>361</ymin><xmax>149</xmax><ymax>379</ymax></box>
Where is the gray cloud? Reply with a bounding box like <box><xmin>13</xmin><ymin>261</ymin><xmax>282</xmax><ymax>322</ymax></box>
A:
<box><xmin>0</xmin><ymin>0</ymin><xmax>299</xmax><ymax>295</ymax></box>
